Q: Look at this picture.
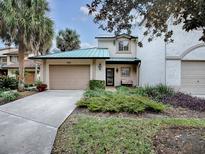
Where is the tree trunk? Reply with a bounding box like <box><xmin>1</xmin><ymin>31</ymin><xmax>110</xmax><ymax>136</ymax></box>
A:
<box><xmin>34</xmin><ymin>48</ymin><xmax>39</xmax><ymax>82</ymax></box>
<box><xmin>18</xmin><ymin>43</ymin><xmax>25</xmax><ymax>91</ymax></box>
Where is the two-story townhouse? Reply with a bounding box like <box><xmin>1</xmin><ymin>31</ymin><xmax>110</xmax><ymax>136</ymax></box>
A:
<box><xmin>0</xmin><ymin>48</ymin><xmax>9</xmax><ymax>76</ymax></box>
<box><xmin>30</xmin><ymin>28</ymin><xmax>205</xmax><ymax>95</ymax></box>
<box><xmin>0</xmin><ymin>48</ymin><xmax>38</xmax><ymax>84</ymax></box>
<box><xmin>96</xmin><ymin>34</ymin><xmax>140</xmax><ymax>86</ymax></box>
<box><xmin>30</xmin><ymin>34</ymin><xmax>141</xmax><ymax>90</ymax></box>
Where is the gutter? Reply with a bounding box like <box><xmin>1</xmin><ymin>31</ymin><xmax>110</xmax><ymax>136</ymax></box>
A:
<box><xmin>29</xmin><ymin>57</ymin><xmax>111</xmax><ymax>60</ymax></box>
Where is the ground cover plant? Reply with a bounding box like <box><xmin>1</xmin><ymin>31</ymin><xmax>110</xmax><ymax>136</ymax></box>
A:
<box><xmin>117</xmin><ymin>85</ymin><xmax>205</xmax><ymax>112</ymax></box>
<box><xmin>52</xmin><ymin>114</ymin><xmax>205</xmax><ymax>154</ymax></box>
<box><xmin>161</xmin><ymin>92</ymin><xmax>205</xmax><ymax>112</ymax></box>
<box><xmin>0</xmin><ymin>91</ymin><xmax>20</xmax><ymax>102</ymax></box>
<box><xmin>77</xmin><ymin>89</ymin><xmax>166</xmax><ymax>113</ymax></box>
<box><xmin>0</xmin><ymin>89</ymin><xmax>37</xmax><ymax>106</ymax></box>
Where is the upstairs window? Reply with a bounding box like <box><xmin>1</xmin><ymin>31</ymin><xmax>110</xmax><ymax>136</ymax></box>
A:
<box><xmin>2</xmin><ymin>58</ymin><xmax>7</xmax><ymax>63</ymax></box>
<box><xmin>119</xmin><ymin>40</ymin><xmax>129</xmax><ymax>51</ymax></box>
<box><xmin>10</xmin><ymin>56</ymin><xmax>18</xmax><ymax>63</ymax></box>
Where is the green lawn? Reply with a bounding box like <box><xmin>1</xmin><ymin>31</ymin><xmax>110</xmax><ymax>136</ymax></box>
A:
<box><xmin>52</xmin><ymin>86</ymin><xmax>205</xmax><ymax>153</ymax></box>
<box><xmin>52</xmin><ymin>115</ymin><xmax>205</xmax><ymax>154</ymax></box>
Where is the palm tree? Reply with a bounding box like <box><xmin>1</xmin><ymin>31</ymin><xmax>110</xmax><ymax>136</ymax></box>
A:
<box><xmin>56</xmin><ymin>28</ymin><xmax>80</xmax><ymax>51</ymax></box>
<box><xmin>0</xmin><ymin>0</ymin><xmax>54</xmax><ymax>90</ymax></box>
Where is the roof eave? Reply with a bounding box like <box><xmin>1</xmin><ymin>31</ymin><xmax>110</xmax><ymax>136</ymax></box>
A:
<box><xmin>3</xmin><ymin>67</ymin><xmax>36</xmax><ymax>69</ymax></box>
<box><xmin>106</xmin><ymin>60</ymin><xmax>141</xmax><ymax>64</ymax></box>
<box><xmin>29</xmin><ymin>57</ymin><xmax>110</xmax><ymax>60</ymax></box>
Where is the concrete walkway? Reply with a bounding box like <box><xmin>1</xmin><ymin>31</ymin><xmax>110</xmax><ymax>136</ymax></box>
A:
<box><xmin>0</xmin><ymin>90</ymin><xmax>83</xmax><ymax>154</ymax></box>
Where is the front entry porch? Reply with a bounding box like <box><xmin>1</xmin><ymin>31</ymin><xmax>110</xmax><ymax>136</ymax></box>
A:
<box><xmin>106</xmin><ymin>58</ymin><xmax>141</xmax><ymax>87</ymax></box>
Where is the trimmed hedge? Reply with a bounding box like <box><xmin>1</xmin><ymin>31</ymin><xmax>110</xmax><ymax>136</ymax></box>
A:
<box><xmin>89</xmin><ymin>80</ymin><xmax>105</xmax><ymax>90</ymax></box>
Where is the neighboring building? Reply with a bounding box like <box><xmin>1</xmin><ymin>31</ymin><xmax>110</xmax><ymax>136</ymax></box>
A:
<box><xmin>30</xmin><ymin>29</ymin><xmax>205</xmax><ymax>95</ymax></box>
<box><xmin>0</xmin><ymin>48</ymin><xmax>38</xmax><ymax>84</ymax></box>
<box><xmin>137</xmin><ymin>24</ymin><xmax>205</xmax><ymax>95</ymax></box>
<box><xmin>0</xmin><ymin>48</ymin><xmax>9</xmax><ymax>76</ymax></box>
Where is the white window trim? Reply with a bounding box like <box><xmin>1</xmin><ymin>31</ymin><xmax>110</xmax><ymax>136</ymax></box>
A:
<box><xmin>116</xmin><ymin>39</ymin><xmax>131</xmax><ymax>54</ymax></box>
<box><xmin>121</xmin><ymin>67</ymin><xmax>131</xmax><ymax>77</ymax></box>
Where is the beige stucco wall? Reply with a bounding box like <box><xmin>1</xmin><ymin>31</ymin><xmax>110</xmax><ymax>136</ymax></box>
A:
<box><xmin>41</xmin><ymin>59</ymin><xmax>106</xmax><ymax>89</ymax></box>
<box><xmin>98</xmin><ymin>38</ymin><xmax>137</xmax><ymax>58</ymax></box>
<box><xmin>106</xmin><ymin>64</ymin><xmax>139</xmax><ymax>86</ymax></box>
<box><xmin>7</xmin><ymin>69</ymin><xmax>16</xmax><ymax>77</ymax></box>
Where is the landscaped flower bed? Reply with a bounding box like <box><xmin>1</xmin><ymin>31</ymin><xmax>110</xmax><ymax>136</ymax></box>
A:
<box><xmin>161</xmin><ymin>92</ymin><xmax>205</xmax><ymax>112</ymax></box>
<box><xmin>116</xmin><ymin>85</ymin><xmax>205</xmax><ymax>112</ymax></box>
<box><xmin>77</xmin><ymin>89</ymin><xmax>166</xmax><ymax>113</ymax></box>
<box><xmin>0</xmin><ymin>90</ymin><xmax>37</xmax><ymax>106</ymax></box>
<box><xmin>79</xmin><ymin>84</ymin><xmax>205</xmax><ymax>113</ymax></box>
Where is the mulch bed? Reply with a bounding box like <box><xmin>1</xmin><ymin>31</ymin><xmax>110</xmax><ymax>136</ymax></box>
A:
<box><xmin>0</xmin><ymin>91</ymin><xmax>38</xmax><ymax>106</ymax></box>
<box><xmin>154</xmin><ymin>127</ymin><xmax>205</xmax><ymax>154</ymax></box>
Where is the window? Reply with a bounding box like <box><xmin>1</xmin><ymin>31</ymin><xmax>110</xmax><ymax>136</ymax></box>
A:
<box><xmin>10</xmin><ymin>56</ymin><xmax>18</xmax><ymax>63</ymax></box>
<box><xmin>2</xmin><ymin>58</ymin><xmax>7</xmax><ymax>63</ymax></box>
<box><xmin>119</xmin><ymin>40</ymin><xmax>129</xmax><ymax>51</ymax></box>
<box><xmin>121</xmin><ymin>67</ymin><xmax>131</xmax><ymax>77</ymax></box>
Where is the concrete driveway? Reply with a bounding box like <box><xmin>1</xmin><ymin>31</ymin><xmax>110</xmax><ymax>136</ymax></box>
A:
<box><xmin>0</xmin><ymin>90</ymin><xmax>84</xmax><ymax>154</ymax></box>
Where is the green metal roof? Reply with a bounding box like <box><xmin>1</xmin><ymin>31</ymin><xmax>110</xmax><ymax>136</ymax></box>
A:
<box><xmin>106</xmin><ymin>57</ymin><xmax>141</xmax><ymax>64</ymax></box>
<box><xmin>29</xmin><ymin>48</ymin><xmax>110</xmax><ymax>59</ymax></box>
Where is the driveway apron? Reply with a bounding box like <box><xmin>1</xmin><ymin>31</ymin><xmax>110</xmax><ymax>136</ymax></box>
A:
<box><xmin>0</xmin><ymin>90</ymin><xmax>83</xmax><ymax>154</ymax></box>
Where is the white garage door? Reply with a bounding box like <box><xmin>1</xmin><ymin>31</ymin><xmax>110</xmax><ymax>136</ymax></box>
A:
<box><xmin>181</xmin><ymin>61</ymin><xmax>205</xmax><ymax>94</ymax></box>
<box><xmin>49</xmin><ymin>65</ymin><xmax>90</xmax><ymax>90</ymax></box>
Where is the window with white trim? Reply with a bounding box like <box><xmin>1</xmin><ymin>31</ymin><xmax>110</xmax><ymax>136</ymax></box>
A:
<box><xmin>119</xmin><ymin>40</ymin><xmax>129</xmax><ymax>51</ymax></box>
<box><xmin>121</xmin><ymin>67</ymin><xmax>131</xmax><ymax>77</ymax></box>
<box><xmin>2</xmin><ymin>58</ymin><xmax>7</xmax><ymax>63</ymax></box>
<box><xmin>10</xmin><ymin>56</ymin><xmax>18</xmax><ymax>63</ymax></box>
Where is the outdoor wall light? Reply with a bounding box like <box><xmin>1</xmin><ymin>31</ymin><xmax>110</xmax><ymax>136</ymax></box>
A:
<box><xmin>98</xmin><ymin>63</ymin><xmax>102</xmax><ymax>70</ymax></box>
<box><xmin>116</xmin><ymin>68</ymin><xmax>119</xmax><ymax>73</ymax></box>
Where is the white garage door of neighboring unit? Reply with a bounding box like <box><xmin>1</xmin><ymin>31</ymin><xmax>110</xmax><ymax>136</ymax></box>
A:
<box><xmin>181</xmin><ymin>61</ymin><xmax>205</xmax><ymax>95</ymax></box>
<box><xmin>49</xmin><ymin>65</ymin><xmax>90</xmax><ymax>90</ymax></box>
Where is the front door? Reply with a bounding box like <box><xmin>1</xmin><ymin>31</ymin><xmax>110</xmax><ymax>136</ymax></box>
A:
<box><xmin>106</xmin><ymin>68</ymin><xmax>114</xmax><ymax>86</ymax></box>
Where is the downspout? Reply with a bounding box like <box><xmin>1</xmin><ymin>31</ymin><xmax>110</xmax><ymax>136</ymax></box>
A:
<box><xmin>165</xmin><ymin>42</ymin><xmax>167</xmax><ymax>85</ymax></box>
<box><xmin>137</xmin><ymin>62</ymin><xmax>141</xmax><ymax>87</ymax></box>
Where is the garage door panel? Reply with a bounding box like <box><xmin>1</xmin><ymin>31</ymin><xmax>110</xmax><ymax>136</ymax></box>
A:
<box><xmin>49</xmin><ymin>65</ymin><xmax>90</xmax><ymax>90</ymax></box>
<box><xmin>181</xmin><ymin>61</ymin><xmax>205</xmax><ymax>94</ymax></box>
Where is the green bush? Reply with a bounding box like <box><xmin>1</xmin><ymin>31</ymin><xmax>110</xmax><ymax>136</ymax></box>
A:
<box><xmin>84</xmin><ymin>89</ymin><xmax>113</xmax><ymax>98</ymax></box>
<box><xmin>117</xmin><ymin>84</ymin><xmax>175</xmax><ymax>101</ymax></box>
<box><xmin>0</xmin><ymin>76</ymin><xmax>18</xmax><ymax>90</ymax></box>
<box><xmin>89</xmin><ymin>80</ymin><xmax>105</xmax><ymax>90</ymax></box>
<box><xmin>116</xmin><ymin>86</ymin><xmax>147</xmax><ymax>96</ymax></box>
<box><xmin>77</xmin><ymin>94</ymin><xmax>166</xmax><ymax>113</ymax></box>
<box><xmin>142</xmin><ymin>84</ymin><xmax>175</xmax><ymax>100</ymax></box>
<box><xmin>24</xmin><ymin>83</ymin><xmax>34</xmax><ymax>88</ymax></box>
<box><xmin>0</xmin><ymin>91</ymin><xmax>20</xmax><ymax>102</ymax></box>
<box><xmin>35</xmin><ymin>80</ymin><xmax>42</xmax><ymax>86</ymax></box>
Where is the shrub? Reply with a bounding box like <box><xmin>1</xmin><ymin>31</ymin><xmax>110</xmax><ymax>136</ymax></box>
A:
<box><xmin>35</xmin><ymin>80</ymin><xmax>42</xmax><ymax>86</ymax></box>
<box><xmin>0</xmin><ymin>91</ymin><xmax>20</xmax><ymax>102</ymax></box>
<box><xmin>89</xmin><ymin>80</ymin><xmax>105</xmax><ymax>90</ymax></box>
<box><xmin>77</xmin><ymin>94</ymin><xmax>166</xmax><ymax>113</ymax></box>
<box><xmin>128</xmin><ymin>84</ymin><xmax>175</xmax><ymax>101</ymax></box>
<box><xmin>0</xmin><ymin>76</ymin><xmax>18</xmax><ymax>90</ymax></box>
<box><xmin>84</xmin><ymin>89</ymin><xmax>113</xmax><ymax>98</ymax></box>
<box><xmin>24</xmin><ymin>83</ymin><xmax>34</xmax><ymax>88</ymax></box>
